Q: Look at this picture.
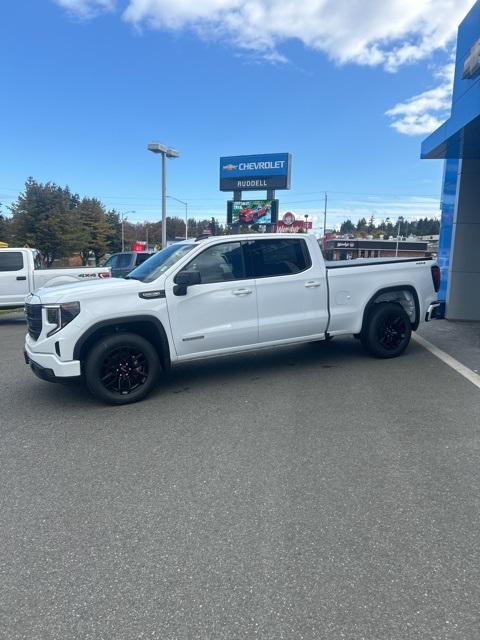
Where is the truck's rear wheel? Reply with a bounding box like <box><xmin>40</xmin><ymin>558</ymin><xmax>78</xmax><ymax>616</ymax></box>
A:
<box><xmin>361</xmin><ymin>302</ymin><xmax>412</xmax><ymax>359</ymax></box>
<box><xmin>84</xmin><ymin>333</ymin><xmax>160</xmax><ymax>404</ymax></box>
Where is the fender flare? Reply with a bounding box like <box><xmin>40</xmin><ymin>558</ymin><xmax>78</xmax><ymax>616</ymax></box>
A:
<box><xmin>361</xmin><ymin>285</ymin><xmax>420</xmax><ymax>332</ymax></box>
<box><xmin>73</xmin><ymin>315</ymin><xmax>172</xmax><ymax>369</ymax></box>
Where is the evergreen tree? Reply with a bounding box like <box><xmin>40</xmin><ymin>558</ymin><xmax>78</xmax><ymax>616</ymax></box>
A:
<box><xmin>340</xmin><ymin>219</ymin><xmax>355</xmax><ymax>234</ymax></box>
<box><xmin>356</xmin><ymin>217</ymin><xmax>368</xmax><ymax>233</ymax></box>
<box><xmin>105</xmin><ymin>210</ymin><xmax>122</xmax><ymax>254</ymax></box>
<box><xmin>0</xmin><ymin>203</ymin><xmax>11</xmax><ymax>245</ymax></box>
<box><xmin>77</xmin><ymin>198</ymin><xmax>111</xmax><ymax>265</ymax></box>
<box><xmin>10</xmin><ymin>178</ymin><xmax>82</xmax><ymax>266</ymax></box>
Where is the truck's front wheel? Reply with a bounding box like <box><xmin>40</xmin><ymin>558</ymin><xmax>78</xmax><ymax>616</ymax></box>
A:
<box><xmin>361</xmin><ymin>302</ymin><xmax>412</xmax><ymax>358</ymax></box>
<box><xmin>84</xmin><ymin>333</ymin><xmax>160</xmax><ymax>404</ymax></box>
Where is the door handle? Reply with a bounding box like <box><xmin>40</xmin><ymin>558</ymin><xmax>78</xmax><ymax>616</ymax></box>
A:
<box><xmin>232</xmin><ymin>288</ymin><xmax>253</xmax><ymax>296</ymax></box>
<box><xmin>16</xmin><ymin>276</ymin><xmax>27</xmax><ymax>281</ymax></box>
<box><xmin>305</xmin><ymin>281</ymin><xmax>321</xmax><ymax>288</ymax></box>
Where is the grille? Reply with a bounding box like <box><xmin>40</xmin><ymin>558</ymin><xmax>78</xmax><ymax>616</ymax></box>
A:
<box><xmin>25</xmin><ymin>303</ymin><xmax>42</xmax><ymax>340</ymax></box>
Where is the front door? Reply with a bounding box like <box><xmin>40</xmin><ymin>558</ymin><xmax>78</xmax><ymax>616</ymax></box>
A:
<box><xmin>0</xmin><ymin>251</ymin><xmax>29</xmax><ymax>307</ymax></box>
<box><xmin>165</xmin><ymin>241</ymin><xmax>258</xmax><ymax>358</ymax></box>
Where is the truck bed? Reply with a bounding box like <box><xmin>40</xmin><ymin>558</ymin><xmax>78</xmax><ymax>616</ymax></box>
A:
<box><xmin>324</xmin><ymin>255</ymin><xmax>436</xmax><ymax>335</ymax></box>
<box><xmin>325</xmin><ymin>256</ymin><xmax>433</xmax><ymax>269</ymax></box>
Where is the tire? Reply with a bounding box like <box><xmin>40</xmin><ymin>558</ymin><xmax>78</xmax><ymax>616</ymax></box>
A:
<box><xmin>361</xmin><ymin>302</ymin><xmax>412</xmax><ymax>359</ymax></box>
<box><xmin>84</xmin><ymin>332</ymin><xmax>160</xmax><ymax>405</ymax></box>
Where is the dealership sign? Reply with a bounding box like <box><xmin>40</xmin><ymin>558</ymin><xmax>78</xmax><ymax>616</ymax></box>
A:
<box><xmin>220</xmin><ymin>153</ymin><xmax>291</xmax><ymax>191</ymax></box>
<box><xmin>463</xmin><ymin>38</ymin><xmax>480</xmax><ymax>79</ymax></box>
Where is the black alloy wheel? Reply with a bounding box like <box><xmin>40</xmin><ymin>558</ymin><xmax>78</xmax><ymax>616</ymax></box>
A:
<box><xmin>377</xmin><ymin>314</ymin><xmax>408</xmax><ymax>351</ymax></box>
<box><xmin>361</xmin><ymin>302</ymin><xmax>412</xmax><ymax>359</ymax></box>
<box><xmin>100</xmin><ymin>347</ymin><xmax>148</xmax><ymax>395</ymax></box>
<box><xmin>85</xmin><ymin>333</ymin><xmax>160</xmax><ymax>404</ymax></box>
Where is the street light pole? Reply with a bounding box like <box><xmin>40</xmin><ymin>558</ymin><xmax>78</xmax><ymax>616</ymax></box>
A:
<box><xmin>121</xmin><ymin>210</ymin><xmax>136</xmax><ymax>252</ymax></box>
<box><xmin>167</xmin><ymin>195</ymin><xmax>188</xmax><ymax>240</ymax></box>
<box><xmin>148</xmin><ymin>143</ymin><xmax>180</xmax><ymax>248</ymax></box>
<box><xmin>323</xmin><ymin>192</ymin><xmax>328</xmax><ymax>238</ymax></box>
<box><xmin>161</xmin><ymin>152</ymin><xmax>166</xmax><ymax>248</ymax></box>
<box><xmin>395</xmin><ymin>217</ymin><xmax>403</xmax><ymax>257</ymax></box>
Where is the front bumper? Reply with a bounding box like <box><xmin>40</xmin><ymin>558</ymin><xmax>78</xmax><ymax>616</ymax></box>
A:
<box><xmin>24</xmin><ymin>343</ymin><xmax>81</xmax><ymax>381</ymax></box>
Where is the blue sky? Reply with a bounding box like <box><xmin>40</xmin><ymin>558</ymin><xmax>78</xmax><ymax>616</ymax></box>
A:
<box><xmin>0</xmin><ymin>1</ymin><xmax>476</xmax><ymax>231</ymax></box>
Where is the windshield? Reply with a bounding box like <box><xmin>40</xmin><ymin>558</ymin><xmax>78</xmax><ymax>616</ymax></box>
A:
<box><xmin>127</xmin><ymin>243</ymin><xmax>195</xmax><ymax>282</ymax></box>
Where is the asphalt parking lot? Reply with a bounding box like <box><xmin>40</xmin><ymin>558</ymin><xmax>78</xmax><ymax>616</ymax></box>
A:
<box><xmin>1</xmin><ymin>313</ymin><xmax>480</xmax><ymax>640</ymax></box>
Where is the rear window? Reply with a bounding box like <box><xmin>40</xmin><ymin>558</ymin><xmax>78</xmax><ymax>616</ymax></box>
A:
<box><xmin>244</xmin><ymin>239</ymin><xmax>311</xmax><ymax>278</ymax></box>
<box><xmin>105</xmin><ymin>253</ymin><xmax>134</xmax><ymax>269</ymax></box>
<box><xmin>0</xmin><ymin>252</ymin><xmax>24</xmax><ymax>272</ymax></box>
<box><xmin>135</xmin><ymin>253</ymin><xmax>151</xmax><ymax>266</ymax></box>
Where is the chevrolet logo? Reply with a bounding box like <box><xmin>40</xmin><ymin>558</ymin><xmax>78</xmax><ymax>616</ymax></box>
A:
<box><xmin>463</xmin><ymin>38</ymin><xmax>480</xmax><ymax>79</ymax></box>
<box><xmin>223</xmin><ymin>164</ymin><xmax>238</xmax><ymax>171</ymax></box>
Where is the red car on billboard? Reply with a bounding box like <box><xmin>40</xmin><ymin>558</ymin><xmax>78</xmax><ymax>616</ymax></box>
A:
<box><xmin>237</xmin><ymin>203</ymin><xmax>271</xmax><ymax>225</ymax></box>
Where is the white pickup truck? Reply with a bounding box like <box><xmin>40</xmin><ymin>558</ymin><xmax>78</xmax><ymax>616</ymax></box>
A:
<box><xmin>23</xmin><ymin>234</ymin><xmax>440</xmax><ymax>404</ymax></box>
<box><xmin>0</xmin><ymin>248</ymin><xmax>111</xmax><ymax>309</ymax></box>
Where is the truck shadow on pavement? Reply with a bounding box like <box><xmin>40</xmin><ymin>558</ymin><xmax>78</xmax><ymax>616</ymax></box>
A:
<box><xmin>17</xmin><ymin>329</ymin><xmax>427</xmax><ymax>410</ymax></box>
<box><xmin>25</xmin><ymin>336</ymin><xmax>379</xmax><ymax>408</ymax></box>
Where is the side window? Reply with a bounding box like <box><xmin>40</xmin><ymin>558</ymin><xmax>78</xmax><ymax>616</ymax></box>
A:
<box><xmin>181</xmin><ymin>242</ymin><xmax>245</xmax><ymax>284</ymax></box>
<box><xmin>0</xmin><ymin>252</ymin><xmax>24</xmax><ymax>272</ymax></box>
<box><xmin>245</xmin><ymin>239</ymin><xmax>311</xmax><ymax>278</ymax></box>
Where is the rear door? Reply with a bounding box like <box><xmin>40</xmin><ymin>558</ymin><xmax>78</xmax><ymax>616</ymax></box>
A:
<box><xmin>0</xmin><ymin>251</ymin><xmax>30</xmax><ymax>306</ymax></box>
<box><xmin>165</xmin><ymin>241</ymin><xmax>258</xmax><ymax>357</ymax></box>
<box><xmin>244</xmin><ymin>238</ymin><xmax>329</xmax><ymax>342</ymax></box>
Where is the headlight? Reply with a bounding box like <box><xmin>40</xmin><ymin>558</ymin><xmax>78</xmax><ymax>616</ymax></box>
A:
<box><xmin>45</xmin><ymin>302</ymin><xmax>81</xmax><ymax>337</ymax></box>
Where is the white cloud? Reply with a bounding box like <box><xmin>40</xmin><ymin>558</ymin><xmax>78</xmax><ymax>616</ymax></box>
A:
<box><xmin>54</xmin><ymin>0</ymin><xmax>116</xmax><ymax>18</ymax></box>
<box><xmin>386</xmin><ymin>62</ymin><xmax>455</xmax><ymax>136</ymax></box>
<box><xmin>121</xmin><ymin>0</ymin><xmax>475</xmax><ymax>71</ymax></box>
<box><xmin>53</xmin><ymin>0</ymin><xmax>476</xmax><ymax>73</ymax></box>
<box><xmin>54</xmin><ymin>0</ymin><xmax>476</xmax><ymax>137</ymax></box>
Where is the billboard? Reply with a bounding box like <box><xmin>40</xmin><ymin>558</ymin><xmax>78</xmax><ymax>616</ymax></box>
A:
<box><xmin>220</xmin><ymin>153</ymin><xmax>291</xmax><ymax>191</ymax></box>
<box><xmin>276</xmin><ymin>211</ymin><xmax>312</xmax><ymax>232</ymax></box>
<box><xmin>227</xmin><ymin>200</ymin><xmax>279</xmax><ymax>226</ymax></box>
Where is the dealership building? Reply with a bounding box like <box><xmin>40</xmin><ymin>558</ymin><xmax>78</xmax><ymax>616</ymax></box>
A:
<box><xmin>422</xmin><ymin>0</ymin><xmax>480</xmax><ymax>320</ymax></box>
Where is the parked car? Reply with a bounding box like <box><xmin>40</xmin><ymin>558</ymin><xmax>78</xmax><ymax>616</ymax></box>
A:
<box><xmin>23</xmin><ymin>234</ymin><xmax>440</xmax><ymax>404</ymax></box>
<box><xmin>102</xmin><ymin>251</ymin><xmax>152</xmax><ymax>278</ymax></box>
<box><xmin>0</xmin><ymin>248</ymin><xmax>111</xmax><ymax>309</ymax></box>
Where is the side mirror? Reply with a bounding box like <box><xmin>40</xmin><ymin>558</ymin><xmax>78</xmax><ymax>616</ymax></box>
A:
<box><xmin>173</xmin><ymin>270</ymin><xmax>201</xmax><ymax>296</ymax></box>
